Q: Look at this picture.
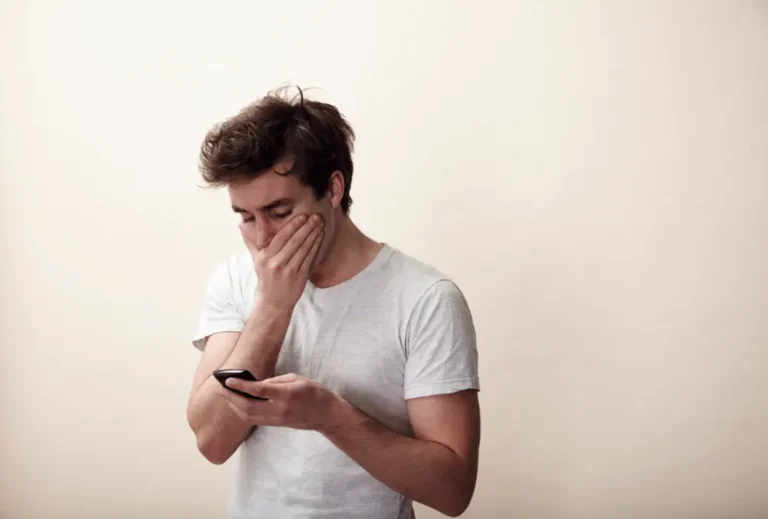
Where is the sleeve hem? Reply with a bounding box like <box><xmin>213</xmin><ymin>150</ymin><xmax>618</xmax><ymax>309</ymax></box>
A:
<box><xmin>191</xmin><ymin>320</ymin><xmax>245</xmax><ymax>351</ymax></box>
<box><xmin>404</xmin><ymin>378</ymin><xmax>480</xmax><ymax>400</ymax></box>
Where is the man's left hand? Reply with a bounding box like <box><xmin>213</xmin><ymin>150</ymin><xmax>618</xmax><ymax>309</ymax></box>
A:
<box><xmin>221</xmin><ymin>373</ymin><xmax>343</xmax><ymax>432</ymax></box>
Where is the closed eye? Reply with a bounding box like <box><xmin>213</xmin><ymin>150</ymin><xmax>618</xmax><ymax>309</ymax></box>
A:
<box><xmin>271</xmin><ymin>210</ymin><xmax>292</xmax><ymax>220</ymax></box>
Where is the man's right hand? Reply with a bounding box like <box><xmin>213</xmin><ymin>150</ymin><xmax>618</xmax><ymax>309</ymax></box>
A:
<box><xmin>240</xmin><ymin>213</ymin><xmax>324</xmax><ymax>311</ymax></box>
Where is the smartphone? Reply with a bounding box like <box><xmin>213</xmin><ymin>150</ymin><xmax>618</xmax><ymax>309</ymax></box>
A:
<box><xmin>212</xmin><ymin>368</ymin><xmax>267</xmax><ymax>400</ymax></box>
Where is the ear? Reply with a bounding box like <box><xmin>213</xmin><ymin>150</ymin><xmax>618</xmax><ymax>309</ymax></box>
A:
<box><xmin>327</xmin><ymin>171</ymin><xmax>345</xmax><ymax>210</ymax></box>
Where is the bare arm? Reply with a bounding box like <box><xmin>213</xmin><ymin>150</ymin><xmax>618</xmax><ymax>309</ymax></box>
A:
<box><xmin>222</xmin><ymin>376</ymin><xmax>481</xmax><ymax>517</ymax></box>
<box><xmin>186</xmin><ymin>212</ymin><xmax>324</xmax><ymax>464</ymax></box>
<box><xmin>186</xmin><ymin>301</ymin><xmax>292</xmax><ymax>464</ymax></box>
<box><xmin>323</xmin><ymin>390</ymin><xmax>481</xmax><ymax>517</ymax></box>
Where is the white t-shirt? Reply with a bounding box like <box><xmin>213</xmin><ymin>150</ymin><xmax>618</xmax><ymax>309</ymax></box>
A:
<box><xmin>193</xmin><ymin>243</ymin><xmax>480</xmax><ymax>519</ymax></box>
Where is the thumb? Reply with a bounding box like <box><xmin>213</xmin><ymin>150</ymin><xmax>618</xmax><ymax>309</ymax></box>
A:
<box><xmin>263</xmin><ymin>373</ymin><xmax>301</xmax><ymax>384</ymax></box>
<box><xmin>226</xmin><ymin>378</ymin><xmax>283</xmax><ymax>400</ymax></box>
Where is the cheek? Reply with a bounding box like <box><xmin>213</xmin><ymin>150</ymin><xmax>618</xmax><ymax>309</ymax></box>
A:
<box><xmin>310</xmin><ymin>207</ymin><xmax>332</xmax><ymax>239</ymax></box>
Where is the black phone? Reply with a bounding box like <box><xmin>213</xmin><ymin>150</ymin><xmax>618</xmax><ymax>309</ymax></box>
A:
<box><xmin>212</xmin><ymin>368</ymin><xmax>267</xmax><ymax>400</ymax></box>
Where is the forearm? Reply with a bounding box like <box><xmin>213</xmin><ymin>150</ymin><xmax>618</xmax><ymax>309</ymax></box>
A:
<box><xmin>221</xmin><ymin>300</ymin><xmax>292</xmax><ymax>378</ymax></box>
<box><xmin>322</xmin><ymin>398</ymin><xmax>475</xmax><ymax>517</ymax></box>
<box><xmin>188</xmin><ymin>300</ymin><xmax>293</xmax><ymax>463</ymax></box>
<box><xmin>187</xmin><ymin>376</ymin><xmax>252</xmax><ymax>464</ymax></box>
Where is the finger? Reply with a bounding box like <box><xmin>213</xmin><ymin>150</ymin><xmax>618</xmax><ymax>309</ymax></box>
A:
<box><xmin>264</xmin><ymin>214</ymin><xmax>309</xmax><ymax>255</ymax></box>
<box><xmin>218</xmin><ymin>379</ymin><xmax>262</xmax><ymax>402</ymax></box>
<box><xmin>287</xmin><ymin>225</ymin><xmax>323</xmax><ymax>272</ymax></box>
<box><xmin>272</xmin><ymin>215</ymin><xmax>323</xmax><ymax>264</ymax></box>
<box><xmin>239</xmin><ymin>222</ymin><xmax>259</xmax><ymax>255</ymax></box>
<box><xmin>224</xmin><ymin>378</ymin><xmax>261</xmax><ymax>396</ymax></box>
<box><xmin>226</xmin><ymin>378</ymin><xmax>288</xmax><ymax>400</ymax></box>
<box><xmin>299</xmin><ymin>229</ymin><xmax>324</xmax><ymax>274</ymax></box>
<box><xmin>263</xmin><ymin>373</ymin><xmax>302</xmax><ymax>384</ymax></box>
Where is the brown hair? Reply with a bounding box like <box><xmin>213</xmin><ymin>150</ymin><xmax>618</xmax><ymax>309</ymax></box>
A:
<box><xmin>199</xmin><ymin>86</ymin><xmax>356</xmax><ymax>213</ymax></box>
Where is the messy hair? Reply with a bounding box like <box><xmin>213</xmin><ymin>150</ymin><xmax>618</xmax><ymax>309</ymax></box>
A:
<box><xmin>199</xmin><ymin>86</ymin><xmax>356</xmax><ymax>213</ymax></box>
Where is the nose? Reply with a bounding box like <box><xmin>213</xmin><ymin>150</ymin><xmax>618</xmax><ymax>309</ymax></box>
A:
<box><xmin>254</xmin><ymin>214</ymin><xmax>276</xmax><ymax>250</ymax></box>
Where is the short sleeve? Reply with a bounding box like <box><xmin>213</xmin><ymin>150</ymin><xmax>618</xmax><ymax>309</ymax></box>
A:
<box><xmin>192</xmin><ymin>259</ymin><xmax>246</xmax><ymax>351</ymax></box>
<box><xmin>404</xmin><ymin>280</ymin><xmax>480</xmax><ymax>399</ymax></box>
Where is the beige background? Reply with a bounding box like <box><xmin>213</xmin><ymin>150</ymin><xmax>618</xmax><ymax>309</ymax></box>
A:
<box><xmin>1</xmin><ymin>1</ymin><xmax>767</xmax><ymax>518</ymax></box>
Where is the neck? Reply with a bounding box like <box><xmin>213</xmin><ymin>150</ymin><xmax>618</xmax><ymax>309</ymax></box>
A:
<box><xmin>310</xmin><ymin>215</ymin><xmax>382</xmax><ymax>288</ymax></box>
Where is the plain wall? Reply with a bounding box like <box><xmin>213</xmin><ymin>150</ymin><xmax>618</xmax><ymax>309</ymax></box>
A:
<box><xmin>1</xmin><ymin>1</ymin><xmax>767</xmax><ymax>518</ymax></box>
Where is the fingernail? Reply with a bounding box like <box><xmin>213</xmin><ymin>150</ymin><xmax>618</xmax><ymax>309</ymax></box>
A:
<box><xmin>299</xmin><ymin>214</ymin><xmax>308</xmax><ymax>222</ymax></box>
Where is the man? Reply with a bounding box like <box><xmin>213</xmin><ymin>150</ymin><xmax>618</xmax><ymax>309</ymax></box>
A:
<box><xmin>186</xmin><ymin>87</ymin><xmax>481</xmax><ymax>518</ymax></box>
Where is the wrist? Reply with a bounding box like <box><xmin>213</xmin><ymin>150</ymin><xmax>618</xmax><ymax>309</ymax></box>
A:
<box><xmin>318</xmin><ymin>392</ymin><xmax>354</xmax><ymax>437</ymax></box>
<box><xmin>252</xmin><ymin>297</ymin><xmax>294</xmax><ymax>320</ymax></box>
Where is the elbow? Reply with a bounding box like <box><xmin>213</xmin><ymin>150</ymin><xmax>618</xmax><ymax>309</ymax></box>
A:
<box><xmin>188</xmin><ymin>411</ymin><xmax>235</xmax><ymax>465</ymax></box>
<box><xmin>442</xmin><ymin>499</ymin><xmax>471</xmax><ymax>518</ymax></box>
<box><xmin>439</xmin><ymin>484</ymin><xmax>475</xmax><ymax>517</ymax></box>
<box><xmin>195</xmin><ymin>430</ymin><xmax>235</xmax><ymax>465</ymax></box>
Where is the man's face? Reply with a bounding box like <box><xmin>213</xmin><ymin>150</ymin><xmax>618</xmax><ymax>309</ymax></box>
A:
<box><xmin>228</xmin><ymin>165</ymin><xmax>336</xmax><ymax>266</ymax></box>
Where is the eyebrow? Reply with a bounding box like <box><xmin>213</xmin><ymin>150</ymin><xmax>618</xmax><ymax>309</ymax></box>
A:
<box><xmin>231</xmin><ymin>198</ymin><xmax>293</xmax><ymax>214</ymax></box>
